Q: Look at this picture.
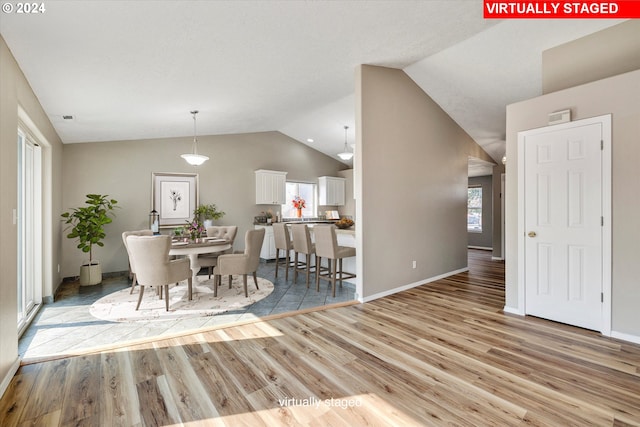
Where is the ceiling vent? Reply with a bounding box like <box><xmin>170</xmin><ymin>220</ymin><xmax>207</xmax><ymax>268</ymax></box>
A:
<box><xmin>62</xmin><ymin>115</ymin><xmax>75</xmax><ymax>120</ymax></box>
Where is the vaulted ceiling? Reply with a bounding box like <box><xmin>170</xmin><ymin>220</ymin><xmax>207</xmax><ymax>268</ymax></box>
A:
<box><xmin>0</xmin><ymin>1</ymin><xmax>622</xmax><ymax>170</ymax></box>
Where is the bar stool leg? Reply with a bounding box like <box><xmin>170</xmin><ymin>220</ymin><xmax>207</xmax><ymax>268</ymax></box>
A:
<box><xmin>331</xmin><ymin>259</ymin><xmax>337</xmax><ymax>297</ymax></box>
<box><xmin>285</xmin><ymin>251</ymin><xmax>290</xmax><ymax>281</ymax></box>
<box><xmin>316</xmin><ymin>256</ymin><xmax>322</xmax><ymax>291</ymax></box>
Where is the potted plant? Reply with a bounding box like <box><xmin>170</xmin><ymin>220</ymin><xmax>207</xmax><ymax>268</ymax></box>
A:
<box><xmin>193</xmin><ymin>203</ymin><xmax>225</xmax><ymax>228</ymax></box>
<box><xmin>61</xmin><ymin>194</ymin><xmax>118</xmax><ymax>286</ymax></box>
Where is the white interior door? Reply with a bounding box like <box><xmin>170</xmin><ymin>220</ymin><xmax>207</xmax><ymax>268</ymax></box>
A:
<box><xmin>520</xmin><ymin>116</ymin><xmax>610</xmax><ymax>332</ymax></box>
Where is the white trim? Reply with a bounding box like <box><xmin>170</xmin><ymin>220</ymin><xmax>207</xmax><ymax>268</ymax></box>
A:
<box><xmin>610</xmin><ymin>331</ymin><xmax>640</xmax><ymax>345</ymax></box>
<box><xmin>17</xmin><ymin>106</ymin><xmax>54</xmax><ymax>301</ymax></box>
<box><xmin>600</xmin><ymin>115</ymin><xmax>612</xmax><ymax>336</ymax></box>
<box><xmin>517</xmin><ymin>128</ymin><xmax>527</xmax><ymax>319</ymax></box>
<box><xmin>491</xmin><ymin>256</ymin><xmax>504</xmax><ymax>261</ymax></box>
<box><xmin>359</xmin><ymin>267</ymin><xmax>469</xmax><ymax>303</ymax></box>
<box><xmin>503</xmin><ymin>305</ymin><xmax>524</xmax><ymax>315</ymax></box>
<box><xmin>0</xmin><ymin>357</ymin><xmax>21</xmax><ymax>399</ymax></box>
<box><xmin>501</xmin><ymin>173</ymin><xmax>505</xmax><ymax>260</ymax></box>
<box><xmin>517</xmin><ymin>114</ymin><xmax>612</xmax><ymax>335</ymax></box>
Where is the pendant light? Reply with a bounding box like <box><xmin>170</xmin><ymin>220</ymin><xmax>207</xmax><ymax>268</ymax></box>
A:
<box><xmin>181</xmin><ymin>110</ymin><xmax>209</xmax><ymax>166</ymax></box>
<box><xmin>337</xmin><ymin>125</ymin><xmax>353</xmax><ymax>161</ymax></box>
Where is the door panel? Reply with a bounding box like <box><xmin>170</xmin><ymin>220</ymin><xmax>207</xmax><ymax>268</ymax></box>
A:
<box><xmin>524</xmin><ymin>121</ymin><xmax>602</xmax><ymax>331</ymax></box>
<box><xmin>17</xmin><ymin>129</ymin><xmax>42</xmax><ymax>330</ymax></box>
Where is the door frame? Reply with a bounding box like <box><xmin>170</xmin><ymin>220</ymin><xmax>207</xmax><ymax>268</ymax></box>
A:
<box><xmin>517</xmin><ymin>114</ymin><xmax>611</xmax><ymax>336</ymax></box>
<box><xmin>17</xmin><ymin>106</ymin><xmax>53</xmax><ymax>335</ymax></box>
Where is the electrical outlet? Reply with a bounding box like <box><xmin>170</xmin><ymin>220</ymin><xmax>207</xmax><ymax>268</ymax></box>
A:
<box><xmin>412</xmin><ymin>260</ymin><xmax>417</xmax><ymax>269</ymax></box>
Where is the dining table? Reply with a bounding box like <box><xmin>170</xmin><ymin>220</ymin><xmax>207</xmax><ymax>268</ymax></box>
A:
<box><xmin>169</xmin><ymin>237</ymin><xmax>232</xmax><ymax>300</ymax></box>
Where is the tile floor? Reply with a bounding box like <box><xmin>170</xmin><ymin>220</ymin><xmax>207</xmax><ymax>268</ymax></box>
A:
<box><xmin>18</xmin><ymin>260</ymin><xmax>356</xmax><ymax>360</ymax></box>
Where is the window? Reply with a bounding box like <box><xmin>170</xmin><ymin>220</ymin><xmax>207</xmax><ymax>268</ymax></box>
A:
<box><xmin>282</xmin><ymin>182</ymin><xmax>317</xmax><ymax>218</ymax></box>
<box><xmin>467</xmin><ymin>186</ymin><xmax>482</xmax><ymax>232</ymax></box>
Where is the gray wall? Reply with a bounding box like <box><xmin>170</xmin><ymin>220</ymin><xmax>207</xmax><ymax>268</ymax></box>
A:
<box><xmin>61</xmin><ymin>132</ymin><xmax>347</xmax><ymax>278</ymax></box>
<box><xmin>542</xmin><ymin>20</ymin><xmax>640</xmax><ymax>94</ymax></box>
<box><xmin>356</xmin><ymin>65</ymin><xmax>494</xmax><ymax>300</ymax></box>
<box><xmin>0</xmin><ymin>36</ymin><xmax>64</xmax><ymax>392</ymax></box>
<box><xmin>468</xmin><ymin>175</ymin><xmax>493</xmax><ymax>249</ymax></box>
<box><xmin>505</xmin><ymin>69</ymin><xmax>640</xmax><ymax>337</ymax></box>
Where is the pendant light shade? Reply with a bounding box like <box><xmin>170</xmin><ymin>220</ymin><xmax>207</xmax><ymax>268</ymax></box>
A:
<box><xmin>181</xmin><ymin>110</ymin><xmax>209</xmax><ymax>166</ymax></box>
<box><xmin>337</xmin><ymin>125</ymin><xmax>353</xmax><ymax>161</ymax></box>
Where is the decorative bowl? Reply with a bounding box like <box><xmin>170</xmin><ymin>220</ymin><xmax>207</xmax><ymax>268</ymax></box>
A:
<box><xmin>335</xmin><ymin>219</ymin><xmax>354</xmax><ymax>229</ymax></box>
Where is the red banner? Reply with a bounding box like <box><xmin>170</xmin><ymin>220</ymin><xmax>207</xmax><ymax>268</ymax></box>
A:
<box><xmin>484</xmin><ymin>1</ymin><xmax>640</xmax><ymax>18</ymax></box>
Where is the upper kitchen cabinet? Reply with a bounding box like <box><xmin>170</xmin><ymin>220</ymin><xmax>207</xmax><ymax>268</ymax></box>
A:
<box><xmin>318</xmin><ymin>176</ymin><xmax>346</xmax><ymax>206</ymax></box>
<box><xmin>255</xmin><ymin>169</ymin><xmax>287</xmax><ymax>204</ymax></box>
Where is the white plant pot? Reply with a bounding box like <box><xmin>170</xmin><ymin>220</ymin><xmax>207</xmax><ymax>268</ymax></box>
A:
<box><xmin>203</xmin><ymin>219</ymin><xmax>214</xmax><ymax>228</ymax></box>
<box><xmin>80</xmin><ymin>262</ymin><xmax>102</xmax><ymax>286</ymax></box>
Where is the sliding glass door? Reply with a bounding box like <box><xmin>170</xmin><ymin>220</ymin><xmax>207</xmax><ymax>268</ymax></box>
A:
<box><xmin>17</xmin><ymin>127</ymin><xmax>43</xmax><ymax>333</ymax></box>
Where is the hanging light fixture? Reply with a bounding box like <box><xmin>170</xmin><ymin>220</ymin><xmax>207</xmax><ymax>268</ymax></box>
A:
<box><xmin>337</xmin><ymin>125</ymin><xmax>353</xmax><ymax>161</ymax></box>
<box><xmin>181</xmin><ymin>110</ymin><xmax>209</xmax><ymax>166</ymax></box>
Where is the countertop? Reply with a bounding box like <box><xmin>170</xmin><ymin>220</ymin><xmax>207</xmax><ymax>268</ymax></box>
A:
<box><xmin>254</xmin><ymin>221</ymin><xmax>355</xmax><ymax>235</ymax></box>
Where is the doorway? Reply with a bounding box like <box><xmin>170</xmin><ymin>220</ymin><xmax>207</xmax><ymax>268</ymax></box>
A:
<box><xmin>517</xmin><ymin>115</ymin><xmax>611</xmax><ymax>333</ymax></box>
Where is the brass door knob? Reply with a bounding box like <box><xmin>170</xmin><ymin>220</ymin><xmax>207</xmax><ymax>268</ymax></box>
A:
<box><xmin>528</xmin><ymin>231</ymin><xmax>537</xmax><ymax>238</ymax></box>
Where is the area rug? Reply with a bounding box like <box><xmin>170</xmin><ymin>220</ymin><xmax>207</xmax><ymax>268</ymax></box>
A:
<box><xmin>90</xmin><ymin>276</ymin><xmax>274</xmax><ymax>322</ymax></box>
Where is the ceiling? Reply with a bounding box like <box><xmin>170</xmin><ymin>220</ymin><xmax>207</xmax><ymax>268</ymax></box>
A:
<box><xmin>0</xmin><ymin>1</ymin><xmax>623</xmax><ymax>171</ymax></box>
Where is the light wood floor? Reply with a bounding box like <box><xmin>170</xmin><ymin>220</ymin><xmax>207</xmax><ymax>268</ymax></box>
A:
<box><xmin>2</xmin><ymin>250</ymin><xmax>639</xmax><ymax>426</ymax></box>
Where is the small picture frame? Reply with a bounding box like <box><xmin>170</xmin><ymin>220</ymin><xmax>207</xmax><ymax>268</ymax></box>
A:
<box><xmin>152</xmin><ymin>172</ymin><xmax>199</xmax><ymax>228</ymax></box>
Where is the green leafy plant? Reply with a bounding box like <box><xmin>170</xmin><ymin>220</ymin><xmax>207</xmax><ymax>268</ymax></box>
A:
<box><xmin>193</xmin><ymin>203</ymin><xmax>225</xmax><ymax>221</ymax></box>
<box><xmin>61</xmin><ymin>194</ymin><xmax>118</xmax><ymax>265</ymax></box>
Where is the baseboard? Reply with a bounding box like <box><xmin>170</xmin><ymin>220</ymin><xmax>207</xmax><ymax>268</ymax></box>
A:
<box><xmin>491</xmin><ymin>256</ymin><xmax>504</xmax><ymax>261</ymax></box>
<box><xmin>361</xmin><ymin>267</ymin><xmax>469</xmax><ymax>303</ymax></box>
<box><xmin>468</xmin><ymin>246</ymin><xmax>492</xmax><ymax>251</ymax></box>
<box><xmin>503</xmin><ymin>305</ymin><xmax>524</xmax><ymax>315</ymax></box>
<box><xmin>61</xmin><ymin>270</ymin><xmax>128</xmax><ymax>283</ymax></box>
<box><xmin>0</xmin><ymin>357</ymin><xmax>21</xmax><ymax>399</ymax></box>
<box><xmin>610</xmin><ymin>330</ymin><xmax>640</xmax><ymax>345</ymax></box>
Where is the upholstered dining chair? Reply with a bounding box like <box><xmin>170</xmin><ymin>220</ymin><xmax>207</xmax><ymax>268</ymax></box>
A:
<box><xmin>213</xmin><ymin>228</ymin><xmax>265</xmax><ymax>298</ymax></box>
<box><xmin>273</xmin><ymin>222</ymin><xmax>294</xmax><ymax>280</ymax></box>
<box><xmin>291</xmin><ymin>224</ymin><xmax>316</xmax><ymax>288</ymax></box>
<box><xmin>199</xmin><ymin>225</ymin><xmax>238</xmax><ymax>278</ymax></box>
<box><xmin>122</xmin><ymin>229</ymin><xmax>154</xmax><ymax>294</ymax></box>
<box><xmin>314</xmin><ymin>225</ymin><xmax>356</xmax><ymax>297</ymax></box>
<box><xmin>126</xmin><ymin>235</ymin><xmax>192</xmax><ymax>311</ymax></box>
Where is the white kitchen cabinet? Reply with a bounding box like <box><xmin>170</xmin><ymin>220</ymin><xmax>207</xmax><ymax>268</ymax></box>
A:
<box><xmin>255</xmin><ymin>170</ymin><xmax>287</xmax><ymax>205</ymax></box>
<box><xmin>318</xmin><ymin>176</ymin><xmax>345</xmax><ymax>206</ymax></box>
<box><xmin>255</xmin><ymin>225</ymin><xmax>277</xmax><ymax>260</ymax></box>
